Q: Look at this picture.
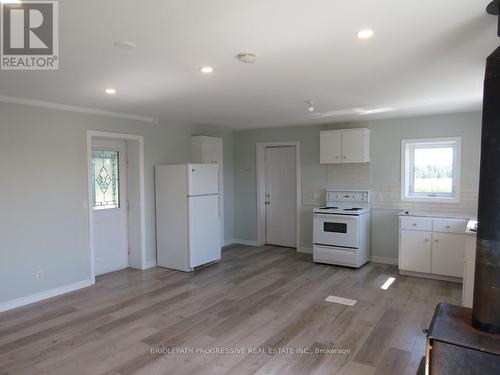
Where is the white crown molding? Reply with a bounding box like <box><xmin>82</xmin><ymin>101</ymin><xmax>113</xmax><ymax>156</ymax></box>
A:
<box><xmin>0</xmin><ymin>95</ymin><xmax>159</xmax><ymax>124</ymax></box>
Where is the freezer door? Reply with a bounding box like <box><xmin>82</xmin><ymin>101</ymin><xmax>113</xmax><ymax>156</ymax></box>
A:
<box><xmin>188</xmin><ymin>164</ymin><xmax>219</xmax><ymax>196</ymax></box>
<box><xmin>188</xmin><ymin>195</ymin><xmax>221</xmax><ymax>268</ymax></box>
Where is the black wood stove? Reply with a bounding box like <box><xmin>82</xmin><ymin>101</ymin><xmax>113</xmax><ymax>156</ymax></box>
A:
<box><xmin>423</xmin><ymin>1</ymin><xmax>500</xmax><ymax>374</ymax></box>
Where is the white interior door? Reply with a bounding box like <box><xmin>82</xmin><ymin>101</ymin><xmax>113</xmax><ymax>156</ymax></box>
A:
<box><xmin>91</xmin><ymin>139</ymin><xmax>128</xmax><ymax>276</ymax></box>
<box><xmin>265</xmin><ymin>146</ymin><xmax>297</xmax><ymax>248</ymax></box>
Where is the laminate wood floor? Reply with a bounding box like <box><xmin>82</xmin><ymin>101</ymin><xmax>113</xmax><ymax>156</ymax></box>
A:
<box><xmin>0</xmin><ymin>245</ymin><xmax>461</xmax><ymax>375</ymax></box>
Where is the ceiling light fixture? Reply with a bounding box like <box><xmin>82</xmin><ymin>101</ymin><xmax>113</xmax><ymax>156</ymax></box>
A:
<box><xmin>356</xmin><ymin>29</ymin><xmax>374</xmax><ymax>39</ymax></box>
<box><xmin>199</xmin><ymin>65</ymin><xmax>214</xmax><ymax>73</ymax></box>
<box><xmin>105</xmin><ymin>88</ymin><xmax>116</xmax><ymax>95</ymax></box>
<box><xmin>236</xmin><ymin>53</ymin><xmax>257</xmax><ymax>64</ymax></box>
<box><xmin>113</xmin><ymin>41</ymin><xmax>136</xmax><ymax>50</ymax></box>
<box><xmin>307</xmin><ymin>101</ymin><xmax>315</xmax><ymax>112</ymax></box>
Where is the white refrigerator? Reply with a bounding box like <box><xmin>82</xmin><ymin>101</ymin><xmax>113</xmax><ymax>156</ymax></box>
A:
<box><xmin>155</xmin><ymin>163</ymin><xmax>221</xmax><ymax>272</ymax></box>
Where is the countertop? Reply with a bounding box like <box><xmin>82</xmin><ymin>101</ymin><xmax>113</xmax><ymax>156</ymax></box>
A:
<box><xmin>398</xmin><ymin>211</ymin><xmax>477</xmax><ymax>237</ymax></box>
<box><xmin>398</xmin><ymin>210</ymin><xmax>473</xmax><ymax>220</ymax></box>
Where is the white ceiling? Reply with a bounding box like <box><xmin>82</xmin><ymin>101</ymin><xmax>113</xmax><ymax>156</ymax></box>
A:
<box><xmin>0</xmin><ymin>0</ymin><xmax>498</xmax><ymax>129</ymax></box>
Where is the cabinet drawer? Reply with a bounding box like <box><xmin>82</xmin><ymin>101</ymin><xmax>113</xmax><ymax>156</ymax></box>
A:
<box><xmin>432</xmin><ymin>218</ymin><xmax>468</xmax><ymax>234</ymax></box>
<box><xmin>400</xmin><ymin>217</ymin><xmax>433</xmax><ymax>231</ymax></box>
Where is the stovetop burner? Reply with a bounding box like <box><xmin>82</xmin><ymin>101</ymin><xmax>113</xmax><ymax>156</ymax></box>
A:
<box><xmin>343</xmin><ymin>208</ymin><xmax>363</xmax><ymax>211</ymax></box>
<box><xmin>319</xmin><ymin>206</ymin><xmax>339</xmax><ymax>210</ymax></box>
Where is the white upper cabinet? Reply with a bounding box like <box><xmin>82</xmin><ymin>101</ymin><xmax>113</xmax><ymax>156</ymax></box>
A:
<box><xmin>320</xmin><ymin>129</ymin><xmax>370</xmax><ymax>164</ymax></box>
<box><xmin>320</xmin><ymin>130</ymin><xmax>342</xmax><ymax>164</ymax></box>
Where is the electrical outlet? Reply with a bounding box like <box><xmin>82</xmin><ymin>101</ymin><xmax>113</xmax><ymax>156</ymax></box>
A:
<box><xmin>36</xmin><ymin>270</ymin><xmax>43</xmax><ymax>281</ymax></box>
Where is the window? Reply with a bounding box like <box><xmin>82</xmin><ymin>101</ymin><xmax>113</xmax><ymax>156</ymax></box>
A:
<box><xmin>401</xmin><ymin>137</ymin><xmax>461</xmax><ymax>202</ymax></box>
<box><xmin>92</xmin><ymin>150</ymin><xmax>120</xmax><ymax>209</ymax></box>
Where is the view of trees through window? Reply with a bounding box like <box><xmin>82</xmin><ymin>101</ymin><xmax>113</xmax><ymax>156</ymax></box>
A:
<box><xmin>413</xmin><ymin>147</ymin><xmax>453</xmax><ymax>193</ymax></box>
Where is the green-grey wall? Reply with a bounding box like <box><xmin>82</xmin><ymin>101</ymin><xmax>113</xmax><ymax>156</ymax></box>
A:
<box><xmin>233</xmin><ymin>111</ymin><xmax>482</xmax><ymax>260</ymax></box>
<box><xmin>0</xmin><ymin>102</ymin><xmax>234</xmax><ymax>304</ymax></box>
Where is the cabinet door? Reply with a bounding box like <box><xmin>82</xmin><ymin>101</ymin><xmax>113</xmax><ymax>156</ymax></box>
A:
<box><xmin>320</xmin><ymin>131</ymin><xmax>342</xmax><ymax>164</ymax></box>
<box><xmin>432</xmin><ymin>233</ymin><xmax>465</xmax><ymax>278</ymax></box>
<box><xmin>341</xmin><ymin>129</ymin><xmax>370</xmax><ymax>163</ymax></box>
<box><xmin>202</xmin><ymin>137</ymin><xmax>223</xmax><ymax>165</ymax></box>
<box><xmin>400</xmin><ymin>230</ymin><xmax>432</xmax><ymax>273</ymax></box>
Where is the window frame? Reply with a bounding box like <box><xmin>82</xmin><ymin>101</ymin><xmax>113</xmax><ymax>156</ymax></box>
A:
<box><xmin>401</xmin><ymin>137</ymin><xmax>462</xmax><ymax>203</ymax></box>
<box><xmin>91</xmin><ymin>148</ymin><xmax>121</xmax><ymax>211</ymax></box>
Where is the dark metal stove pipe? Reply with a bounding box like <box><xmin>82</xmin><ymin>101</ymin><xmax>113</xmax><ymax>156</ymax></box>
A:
<box><xmin>473</xmin><ymin>1</ymin><xmax>500</xmax><ymax>333</ymax></box>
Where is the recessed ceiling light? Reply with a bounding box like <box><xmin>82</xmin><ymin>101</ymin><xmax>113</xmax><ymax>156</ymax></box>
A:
<box><xmin>105</xmin><ymin>88</ymin><xmax>116</xmax><ymax>95</ymax></box>
<box><xmin>356</xmin><ymin>29</ymin><xmax>374</xmax><ymax>39</ymax></box>
<box><xmin>199</xmin><ymin>65</ymin><xmax>214</xmax><ymax>73</ymax></box>
<box><xmin>113</xmin><ymin>41</ymin><xmax>136</xmax><ymax>50</ymax></box>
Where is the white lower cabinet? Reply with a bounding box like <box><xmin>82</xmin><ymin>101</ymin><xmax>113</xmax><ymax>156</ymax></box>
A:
<box><xmin>399</xmin><ymin>216</ymin><xmax>468</xmax><ymax>280</ymax></box>
<box><xmin>400</xmin><ymin>230</ymin><xmax>432</xmax><ymax>273</ymax></box>
<box><xmin>431</xmin><ymin>233</ymin><xmax>465</xmax><ymax>278</ymax></box>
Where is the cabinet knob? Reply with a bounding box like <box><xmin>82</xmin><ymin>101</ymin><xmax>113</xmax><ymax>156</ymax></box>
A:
<box><xmin>446</xmin><ymin>225</ymin><xmax>451</xmax><ymax>229</ymax></box>
<box><xmin>425</xmin><ymin>238</ymin><xmax>429</xmax><ymax>242</ymax></box>
<box><xmin>412</xmin><ymin>223</ymin><xmax>417</xmax><ymax>226</ymax></box>
<box><xmin>435</xmin><ymin>239</ymin><xmax>439</xmax><ymax>242</ymax></box>
<box><xmin>336</xmin><ymin>156</ymin><xmax>339</xmax><ymax>159</ymax></box>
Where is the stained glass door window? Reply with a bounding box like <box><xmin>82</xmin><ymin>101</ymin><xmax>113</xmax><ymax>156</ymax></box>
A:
<box><xmin>92</xmin><ymin>150</ymin><xmax>120</xmax><ymax>209</ymax></box>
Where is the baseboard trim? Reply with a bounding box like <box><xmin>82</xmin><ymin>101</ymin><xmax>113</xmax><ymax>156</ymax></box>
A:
<box><xmin>399</xmin><ymin>270</ymin><xmax>463</xmax><ymax>284</ymax></box>
<box><xmin>0</xmin><ymin>279</ymin><xmax>95</xmax><ymax>313</ymax></box>
<box><xmin>225</xmin><ymin>239</ymin><xmax>259</xmax><ymax>247</ymax></box>
<box><xmin>298</xmin><ymin>247</ymin><xmax>313</xmax><ymax>254</ymax></box>
<box><xmin>142</xmin><ymin>260</ymin><xmax>157</xmax><ymax>270</ymax></box>
<box><xmin>370</xmin><ymin>256</ymin><xmax>398</xmax><ymax>265</ymax></box>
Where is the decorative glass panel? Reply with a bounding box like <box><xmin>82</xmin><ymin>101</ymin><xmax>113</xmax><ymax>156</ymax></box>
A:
<box><xmin>92</xmin><ymin>150</ymin><xmax>120</xmax><ymax>210</ymax></box>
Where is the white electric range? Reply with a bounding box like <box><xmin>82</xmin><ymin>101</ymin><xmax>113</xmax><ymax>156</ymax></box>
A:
<box><xmin>313</xmin><ymin>190</ymin><xmax>371</xmax><ymax>268</ymax></box>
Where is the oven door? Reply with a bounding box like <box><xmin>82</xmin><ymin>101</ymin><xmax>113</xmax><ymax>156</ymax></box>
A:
<box><xmin>313</xmin><ymin>214</ymin><xmax>359</xmax><ymax>248</ymax></box>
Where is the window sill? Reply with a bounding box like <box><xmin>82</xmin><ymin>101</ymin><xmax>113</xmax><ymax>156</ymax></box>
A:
<box><xmin>401</xmin><ymin>196</ymin><xmax>460</xmax><ymax>204</ymax></box>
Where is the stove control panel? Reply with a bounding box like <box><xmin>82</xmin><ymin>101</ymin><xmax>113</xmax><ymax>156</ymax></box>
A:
<box><xmin>326</xmin><ymin>191</ymin><xmax>370</xmax><ymax>203</ymax></box>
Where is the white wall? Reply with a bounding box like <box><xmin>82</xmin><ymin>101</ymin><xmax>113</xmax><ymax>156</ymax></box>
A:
<box><xmin>233</xmin><ymin>111</ymin><xmax>482</xmax><ymax>259</ymax></box>
<box><xmin>0</xmin><ymin>102</ymin><xmax>234</xmax><ymax>305</ymax></box>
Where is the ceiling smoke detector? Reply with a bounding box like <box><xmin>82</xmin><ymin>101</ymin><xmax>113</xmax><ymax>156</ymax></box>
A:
<box><xmin>236</xmin><ymin>53</ymin><xmax>257</xmax><ymax>64</ymax></box>
<box><xmin>113</xmin><ymin>41</ymin><xmax>136</xmax><ymax>50</ymax></box>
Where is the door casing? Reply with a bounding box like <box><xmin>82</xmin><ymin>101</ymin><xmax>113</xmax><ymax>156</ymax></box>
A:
<box><xmin>87</xmin><ymin>131</ymin><xmax>147</xmax><ymax>283</ymax></box>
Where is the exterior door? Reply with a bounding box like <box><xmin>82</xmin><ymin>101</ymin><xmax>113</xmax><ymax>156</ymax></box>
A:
<box><xmin>91</xmin><ymin>139</ymin><xmax>128</xmax><ymax>276</ymax></box>
<box><xmin>265</xmin><ymin>146</ymin><xmax>297</xmax><ymax>248</ymax></box>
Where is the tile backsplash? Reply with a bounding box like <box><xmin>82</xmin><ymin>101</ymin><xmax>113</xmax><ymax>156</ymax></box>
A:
<box><xmin>324</xmin><ymin>163</ymin><xmax>478</xmax><ymax>215</ymax></box>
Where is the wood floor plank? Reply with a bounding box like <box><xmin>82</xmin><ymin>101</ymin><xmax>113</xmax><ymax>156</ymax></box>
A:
<box><xmin>0</xmin><ymin>245</ymin><xmax>461</xmax><ymax>375</ymax></box>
